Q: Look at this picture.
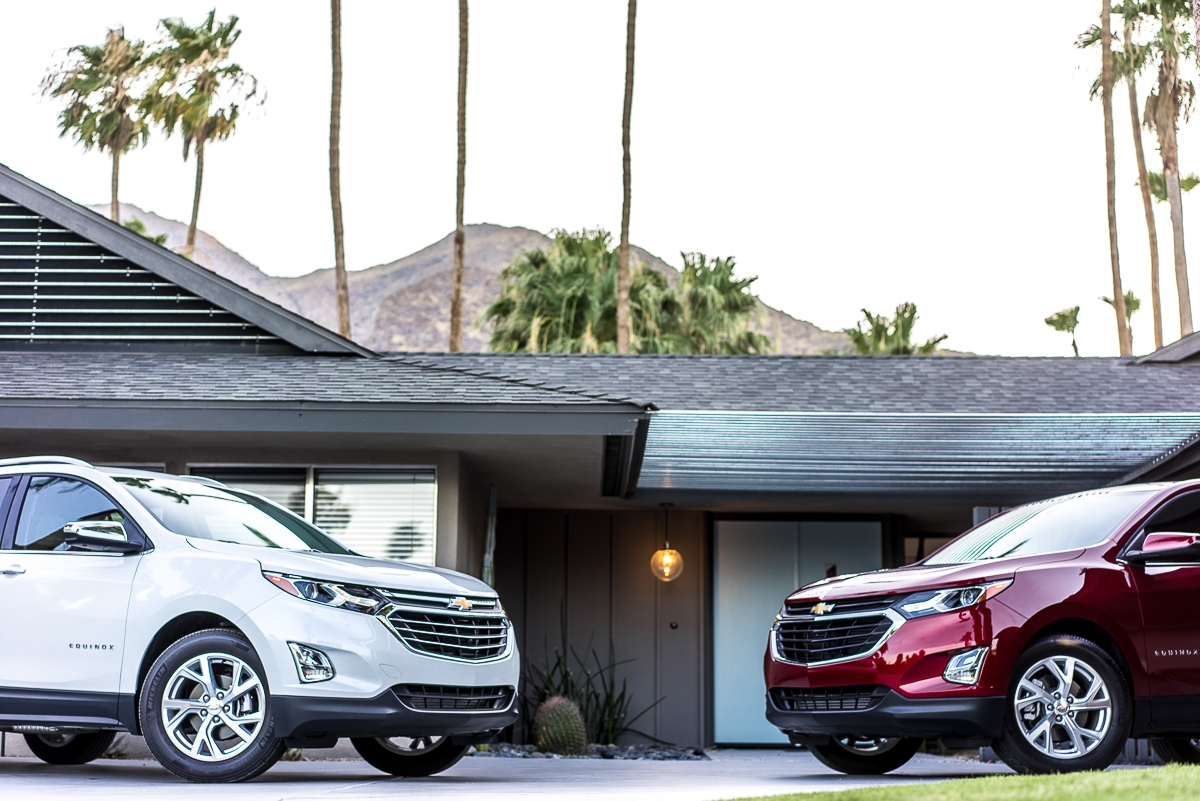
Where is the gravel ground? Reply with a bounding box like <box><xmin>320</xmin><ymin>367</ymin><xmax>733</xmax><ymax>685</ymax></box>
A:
<box><xmin>480</xmin><ymin>743</ymin><xmax>710</xmax><ymax>760</ymax></box>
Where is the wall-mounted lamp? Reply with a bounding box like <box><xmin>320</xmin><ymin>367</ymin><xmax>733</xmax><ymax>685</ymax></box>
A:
<box><xmin>651</xmin><ymin>503</ymin><xmax>683</xmax><ymax>582</ymax></box>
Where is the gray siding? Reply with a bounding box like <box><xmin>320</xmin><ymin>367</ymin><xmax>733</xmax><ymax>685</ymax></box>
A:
<box><xmin>495</xmin><ymin>509</ymin><xmax>709</xmax><ymax>747</ymax></box>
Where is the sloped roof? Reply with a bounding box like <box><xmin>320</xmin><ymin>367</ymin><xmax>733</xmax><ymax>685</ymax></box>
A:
<box><xmin>387</xmin><ymin>353</ymin><xmax>1200</xmax><ymax>414</ymax></box>
<box><xmin>390</xmin><ymin>353</ymin><xmax>1200</xmax><ymax>501</ymax></box>
<box><xmin>0</xmin><ymin>352</ymin><xmax>635</xmax><ymax>406</ymax></box>
<box><xmin>0</xmin><ymin>163</ymin><xmax>369</xmax><ymax>356</ymax></box>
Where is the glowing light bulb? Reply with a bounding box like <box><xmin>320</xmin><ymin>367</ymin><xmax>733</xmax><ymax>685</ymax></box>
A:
<box><xmin>650</xmin><ymin>547</ymin><xmax>684</xmax><ymax>582</ymax></box>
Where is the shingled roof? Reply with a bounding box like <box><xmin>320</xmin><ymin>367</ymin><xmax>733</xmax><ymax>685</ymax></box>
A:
<box><xmin>0</xmin><ymin>352</ymin><xmax>639</xmax><ymax>406</ymax></box>
<box><xmin>388</xmin><ymin>353</ymin><xmax>1200</xmax><ymax>414</ymax></box>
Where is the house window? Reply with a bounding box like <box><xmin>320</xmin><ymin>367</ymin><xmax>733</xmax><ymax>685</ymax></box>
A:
<box><xmin>189</xmin><ymin>467</ymin><xmax>437</xmax><ymax>565</ymax></box>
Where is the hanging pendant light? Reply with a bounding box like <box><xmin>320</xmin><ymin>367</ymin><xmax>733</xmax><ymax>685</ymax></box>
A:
<box><xmin>651</xmin><ymin>503</ymin><xmax>683</xmax><ymax>582</ymax></box>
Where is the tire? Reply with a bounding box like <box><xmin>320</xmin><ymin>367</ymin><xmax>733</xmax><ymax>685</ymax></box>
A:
<box><xmin>1150</xmin><ymin>737</ymin><xmax>1200</xmax><ymax>764</ymax></box>
<box><xmin>139</xmin><ymin>628</ymin><xmax>286</xmax><ymax>783</ymax></box>
<box><xmin>351</xmin><ymin>735</ymin><xmax>469</xmax><ymax>777</ymax></box>
<box><xmin>808</xmin><ymin>736</ymin><xmax>922</xmax><ymax>774</ymax></box>
<box><xmin>23</xmin><ymin>731</ymin><xmax>116</xmax><ymax>765</ymax></box>
<box><xmin>993</xmin><ymin>634</ymin><xmax>1131</xmax><ymax>774</ymax></box>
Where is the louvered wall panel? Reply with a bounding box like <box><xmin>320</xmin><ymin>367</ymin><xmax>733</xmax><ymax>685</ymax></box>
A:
<box><xmin>0</xmin><ymin>195</ymin><xmax>281</xmax><ymax>346</ymax></box>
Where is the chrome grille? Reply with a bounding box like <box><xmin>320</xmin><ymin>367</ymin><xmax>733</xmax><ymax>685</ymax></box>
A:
<box><xmin>394</xmin><ymin>684</ymin><xmax>514</xmax><ymax>711</ymax></box>
<box><xmin>784</xmin><ymin>595</ymin><xmax>899</xmax><ymax>617</ymax></box>
<box><xmin>382</xmin><ymin>608</ymin><xmax>509</xmax><ymax>662</ymax></box>
<box><xmin>775</xmin><ymin>614</ymin><xmax>894</xmax><ymax>665</ymax></box>
<box><xmin>770</xmin><ymin>685</ymin><xmax>885</xmax><ymax>712</ymax></box>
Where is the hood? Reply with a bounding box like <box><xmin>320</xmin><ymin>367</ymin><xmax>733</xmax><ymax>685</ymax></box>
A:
<box><xmin>787</xmin><ymin>550</ymin><xmax>1085</xmax><ymax>603</ymax></box>
<box><xmin>186</xmin><ymin>539</ymin><xmax>495</xmax><ymax>596</ymax></box>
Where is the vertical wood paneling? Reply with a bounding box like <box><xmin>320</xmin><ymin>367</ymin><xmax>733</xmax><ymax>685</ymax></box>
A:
<box><xmin>495</xmin><ymin>507</ymin><xmax>712</xmax><ymax>747</ymax></box>
<box><xmin>610</xmin><ymin>510</ymin><xmax>660</xmax><ymax>744</ymax></box>
<box><xmin>656</xmin><ymin>510</ymin><xmax>705</xmax><ymax>746</ymax></box>
<box><xmin>493</xmin><ymin>511</ymin><xmax>527</xmax><ymax>658</ymax></box>
<box><xmin>522</xmin><ymin>511</ymin><xmax>567</xmax><ymax>666</ymax></box>
<box><xmin>566</xmin><ymin>512</ymin><xmax>612</xmax><ymax>665</ymax></box>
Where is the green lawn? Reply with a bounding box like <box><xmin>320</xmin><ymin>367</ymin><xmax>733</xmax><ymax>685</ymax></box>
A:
<box><xmin>727</xmin><ymin>764</ymin><xmax>1198</xmax><ymax>801</ymax></box>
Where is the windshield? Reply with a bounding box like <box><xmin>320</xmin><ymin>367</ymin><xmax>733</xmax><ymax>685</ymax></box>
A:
<box><xmin>925</xmin><ymin>489</ymin><xmax>1156</xmax><ymax>565</ymax></box>
<box><xmin>114</xmin><ymin>475</ymin><xmax>351</xmax><ymax>554</ymax></box>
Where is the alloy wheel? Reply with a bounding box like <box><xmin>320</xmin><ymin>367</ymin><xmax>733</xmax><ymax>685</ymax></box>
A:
<box><xmin>1014</xmin><ymin>655</ymin><xmax>1112</xmax><ymax>759</ymax></box>
<box><xmin>161</xmin><ymin>651</ymin><xmax>266</xmax><ymax>762</ymax></box>
<box><xmin>376</xmin><ymin>735</ymin><xmax>445</xmax><ymax>756</ymax></box>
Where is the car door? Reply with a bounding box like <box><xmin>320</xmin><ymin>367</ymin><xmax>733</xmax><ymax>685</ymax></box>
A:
<box><xmin>1126</xmin><ymin>490</ymin><xmax>1200</xmax><ymax>730</ymax></box>
<box><xmin>0</xmin><ymin>474</ymin><xmax>144</xmax><ymax>722</ymax></box>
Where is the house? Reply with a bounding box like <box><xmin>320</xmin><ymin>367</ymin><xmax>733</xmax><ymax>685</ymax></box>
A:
<box><xmin>2</xmin><ymin>163</ymin><xmax>1199</xmax><ymax>747</ymax></box>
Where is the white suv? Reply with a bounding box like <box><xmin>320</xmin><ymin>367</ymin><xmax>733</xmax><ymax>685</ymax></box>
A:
<box><xmin>0</xmin><ymin>457</ymin><xmax>519</xmax><ymax>782</ymax></box>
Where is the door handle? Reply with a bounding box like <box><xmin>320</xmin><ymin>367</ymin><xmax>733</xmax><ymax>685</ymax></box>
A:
<box><xmin>0</xmin><ymin>565</ymin><xmax>25</xmax><ymax>575</ymax></box>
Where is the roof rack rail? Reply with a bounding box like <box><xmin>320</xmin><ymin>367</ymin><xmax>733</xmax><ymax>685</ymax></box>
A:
<box><xmin>0</xmin><ymin>455</ymin><xmax>94</xmax><ymax>469</ymax></box>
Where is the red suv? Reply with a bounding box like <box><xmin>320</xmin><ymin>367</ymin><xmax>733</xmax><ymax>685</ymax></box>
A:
<box><xmin>764</xmin><ymin>483</ymin><xmax>1200</xmax><ymax>775</ymax></box>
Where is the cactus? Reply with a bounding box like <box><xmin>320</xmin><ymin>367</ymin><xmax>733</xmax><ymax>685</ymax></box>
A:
<box><xmin>534</xmin><ymin>695</ymin><xmax>587</xmax><ymax>755</ymax></box>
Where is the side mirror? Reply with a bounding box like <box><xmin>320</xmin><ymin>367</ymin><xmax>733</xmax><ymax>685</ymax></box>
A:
<box><xmin>63</xmin><ymin>521</ymin><xmax>141</xmax><ymax>554</ymax></box>
<box><xmin>1125</xmin><ymin>532</ymin><xmax>1200</xmax><ymax>564</ymax></box>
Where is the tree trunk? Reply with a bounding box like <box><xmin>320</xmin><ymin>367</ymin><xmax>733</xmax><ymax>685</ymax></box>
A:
<box><xmin>110</xmin><ymin>150</ymin><xmax>120</xmax><ymax>223</ymax></box>
<box><xmin>449</xmin><ymin>0</ymin><xmax>468</xmax><ymax>352</ymax></box>
<box><xmin>1101</xmin><ymin>0</ymin><xmax>1131</xmax><ymax>355</ymax></box>
<box><xmin>616</xmin><ymin>0</ymin><xmax>637</xmax><ymax>355</ymax></box>
<box><xmin>187</xmin><ymin>139</ymin><xmax>204</xmax><ymax>254</ymax></box>
<box><xmin>1167</xmin><ymin>166</ymin><xmax>1193</xmax><ymax>336</ymax></box>
<box><xmin>330</xmin><ymin>0</ymin><xmax>351</xmax><ymax>339</ymax></box>
<box><xmin>1128</xmin><ymin>76</ymin><xmax>1162</xmax><ymax>350</ymax></box>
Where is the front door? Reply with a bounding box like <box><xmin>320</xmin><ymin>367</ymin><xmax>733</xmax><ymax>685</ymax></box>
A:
<box><xmin>1128</xmin><ymin>490</ymin><xmax>1200</xmax><ymax>731</ymax></box>
<box><xmin>712</xmin><ymin>520</ymin><xmax>883</xmax><ymax>744</ymax></box>
<box><xmin>0</xmin><ymin>475</ymin><xmax>142</xmax><ymax>723</ymax></box>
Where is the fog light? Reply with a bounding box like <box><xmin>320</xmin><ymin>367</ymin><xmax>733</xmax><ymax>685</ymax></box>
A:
<box><xmin>944</xmin><ymin>646</ymin><xmax>988</xmax><ymax>685</ymax></box>
<box><xmin>288</xmin><ymin>642</ymin><xmax>335</xmax><ymax>683</ymax></box>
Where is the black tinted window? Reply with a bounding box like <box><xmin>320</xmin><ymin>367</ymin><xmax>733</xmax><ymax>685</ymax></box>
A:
<box><xmin>14</xmin><ymin>476</ymin><xmax>125</xmax><ymax>552</ymax></box>
<box><xmin>1143</xmin><ymin>492</ymin><xmax>1200</xmax><ymax>536</ymax></box>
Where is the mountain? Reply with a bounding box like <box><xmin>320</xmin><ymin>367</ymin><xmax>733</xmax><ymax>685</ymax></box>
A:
<box><xmin>100</xmin><ymin>205</ymin><xmax>851</xmax><ymax>354</ymax></box>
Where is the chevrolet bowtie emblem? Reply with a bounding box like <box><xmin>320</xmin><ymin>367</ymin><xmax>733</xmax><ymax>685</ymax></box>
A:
<box><xmin>810</xmin><ymin>602</ymin><xmax>835</xmax><ymax>616</ymax></box>
<box><xmin>448</xmin><ymin>597</ymin><xmax>474</xmax><ymax>611</ymax></box>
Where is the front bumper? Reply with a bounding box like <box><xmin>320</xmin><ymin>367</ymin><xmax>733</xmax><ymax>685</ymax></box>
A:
<box><xmin>274</xmin><ymin>685</ymin><xmax>519</xmax><ymax>741</ymax></box>
<box><xmin>765</xmin><ymin>688</ymin><xmax>1004</xmax><ymax>739</ymax></box>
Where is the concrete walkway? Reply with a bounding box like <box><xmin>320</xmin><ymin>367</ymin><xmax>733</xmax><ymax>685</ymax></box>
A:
<box><xmin>0</xmin><ymin>748</ymin><xmax>1019</xmax><ymax>801</ymax></box>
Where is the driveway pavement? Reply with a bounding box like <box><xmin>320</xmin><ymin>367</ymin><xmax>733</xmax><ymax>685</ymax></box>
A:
<box><xmin>0</xmin><ymin>748</ymin><xmax>1018</xmax><ymax>801</ymax></box>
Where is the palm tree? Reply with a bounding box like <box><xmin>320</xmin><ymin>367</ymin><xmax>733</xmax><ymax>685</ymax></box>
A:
<box><xmin>482</xmin><ymin>230</ymin><xmax>770</xmax><ymax>354</ymax></box>
<box><xmin>42</xmin><ymin>28</ymin><xmax>150</xmax><ymax>223</ymax></box>
<box><xmin>672</xmin><ymin>254</ymin><xmax>772</xmax><ymax>354</ymax></box>
<box><xmin>1102</xmin><ymin>289</ymin><xmax>1142</xmax><ymax>348</ymax></box>
<box><xmin>1144</xmin><ymin>0</ymin><xmax>1195</xmax><ymax>336</ymax></box>
<box><xmin>147</xmin><ymin>11</ymin><xmax>261</xmax><ymax>256</ymax></box>
<box><xmin>123</xmin><ymin>218</ymin><xmax>168</xmax><ymax>245</ymax></box>
<box><xmin>1083</xmin><ymin>7</ymin><xmax>1160</xmax><ymax>348</ymax></box>
<box><xmin>1102</xmin><ymin>0</ymin><xmax>1134</xmax><ymax>355</ymax></box>
<box><xmin>449</xmin><ymin>0</ymin><xmax>469</xmax><ymax>352</ymax></box>
<box><xmin>1045</xmin><ymin>306</ymin><xmax>1083</xmax><ymax>357</ymax></box>
<box><xmin>844</xmin><ymin>303</ymin><xmax>947</xmax><ymax>355</ymax></box>
<box><xmin>484</xmin><ymin>230</ymin><xmax>667</xmax><ymax>354</ymax></box>
<box><xmin>330</xmin><ymin>0</ymin><xmax>351</xmax><ymax>339</ymax></box>
<box><xmin>616</xmin><ymin>0</ymin><xmax>637</xmax><ymax>354</ymax></box>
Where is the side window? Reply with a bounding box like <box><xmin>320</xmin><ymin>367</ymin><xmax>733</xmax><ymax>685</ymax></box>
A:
<box><xmin>14</xmin><ymin>476</ymin><xmax>125</xmax><ymax>552</ymax></box>
<box><xmin>1143</xmin><ymin>492</ymin><xmax>1200</xmax><ymax>537</ymax></box>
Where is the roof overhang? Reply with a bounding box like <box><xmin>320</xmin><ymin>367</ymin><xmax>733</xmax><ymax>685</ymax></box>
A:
<box><xmin>634</xmin><ymin>410</ymin><xmax>1200</xmax><ymax>504</ymax></box>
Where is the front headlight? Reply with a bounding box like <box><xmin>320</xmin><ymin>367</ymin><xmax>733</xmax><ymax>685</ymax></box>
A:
<box><xmin>896</xmin><ymin>580</ymin><xmax>1011</xmax><ymax>619</ymax></box>
<box><xmin>264</xmin><ymin>572</ymin><xmax>384</xmax><ymax>614</ymax></box>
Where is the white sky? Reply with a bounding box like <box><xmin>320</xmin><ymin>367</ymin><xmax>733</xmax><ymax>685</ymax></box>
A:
<box><xmin>3</xmin><ymin>1</ymin><xmax>1198</xmax><ymax>356</ymax></box>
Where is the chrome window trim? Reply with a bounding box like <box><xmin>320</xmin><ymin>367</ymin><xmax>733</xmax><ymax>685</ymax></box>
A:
<box><xmin>770</xmin><ymin>608</ymin><xmax>905</xmax><ymax>668</ymax></box>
